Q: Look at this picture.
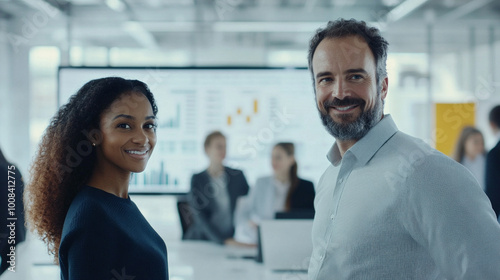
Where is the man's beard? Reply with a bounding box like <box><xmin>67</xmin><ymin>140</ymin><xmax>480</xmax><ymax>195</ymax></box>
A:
<box><xmin>318</xmin><ymin>94</ymin><xmax>384</xmax><ymax>141</ymax></box>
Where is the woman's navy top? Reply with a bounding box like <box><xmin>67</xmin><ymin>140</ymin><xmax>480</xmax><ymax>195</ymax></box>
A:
<box><xmin>59</xmin><ymin>185</ymin><xmax>168</xmax><ymax>280</ymax></box>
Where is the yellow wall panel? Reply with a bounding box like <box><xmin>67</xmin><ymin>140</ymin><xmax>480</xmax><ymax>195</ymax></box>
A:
<box><xmin>434</xmin><ymin>103</ymin><xmax>475</xmax><ymax>156</ymax></box>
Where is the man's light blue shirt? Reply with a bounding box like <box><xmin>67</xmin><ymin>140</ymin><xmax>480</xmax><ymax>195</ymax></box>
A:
<box><xmin>309</xmin><ymin>114</ymin><xmax>500</xmax><ymax>279</ymax></box>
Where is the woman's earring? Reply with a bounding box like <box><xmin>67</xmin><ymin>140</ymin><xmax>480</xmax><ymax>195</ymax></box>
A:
<box><xmin>92</xmin><ymin>143</ymin><xmax>96</xmax><ymax>146</ymax></box>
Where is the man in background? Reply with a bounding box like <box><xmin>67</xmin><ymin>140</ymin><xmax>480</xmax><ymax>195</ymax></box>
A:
<box><xmin>307</xmin><ymin>18</ymin><xmax>500</xmax><ymax>279</ymax></box>
<box><xmin>486</xmin><ymin>105</ymin><xmax>500</xmax><ymax>218</ymax></box>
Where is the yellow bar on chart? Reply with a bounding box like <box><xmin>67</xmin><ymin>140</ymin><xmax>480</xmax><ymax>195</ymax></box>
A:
<box><xmin>246</xmin><ymin>116</ymin><xmax>251</xmax><ymax>123</ymax></box>
<box><xmin>434</xmin><ymin>103</ymin><xmax>475</xmax><ymax>156</ymax></box>
<box><xmin>237</xmin><ymin>108</ymin><xmax>242</xmax><ymax>115</ymax></box>
<box><xmin>254</xmin><ymin>99</ymin><xmax>258</xmax><ymax>114</ymax></box>
<box><xmin>227</xmin><ymin>115</ymin><xmax>232</xmax><ymax>126</ymax></box>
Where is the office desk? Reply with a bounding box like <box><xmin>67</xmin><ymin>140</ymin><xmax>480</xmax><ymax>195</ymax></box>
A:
<box><xmin>4</xmin><ymin>196</ymin><xmax>309</xmax><ymax>280</ymax></box>
<box><xmin>168</xmin><ymin>240</ymin><xmax>308</xmax><ymax>280</ymax></box>
<box><xmin>3</xmin><ymin>238</ymin><xmax>308</xmax><ymax>280</ymax></box>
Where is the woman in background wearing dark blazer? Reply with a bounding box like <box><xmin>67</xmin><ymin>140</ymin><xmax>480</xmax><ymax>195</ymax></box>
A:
<box><xmin>234</xmin><ymin>142</ymin><xmax>315</xmax><ymax>245</ymax></box>
<box><xmin>185</xmin><ymin>131</ymin><xmax>250</xmax><ymax>245</ymax></box>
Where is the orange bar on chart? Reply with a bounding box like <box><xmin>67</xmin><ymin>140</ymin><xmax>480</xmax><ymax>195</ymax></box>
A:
<box><xmin>227</xmin><ymin>115</ymin><xmax>232</xmax><ymax>126</ymax></box>
<box><xmin>237</xmin><ymin>108</ymin><xmax>242</xmax><ymax>115</ymax></box>
<box><xmin>254</xmin><ymin>99</ymin><xmax>258</xmax><ymax>114</ymax></box>
<box><xmin>246</xmin><ymin>116</ymin><xmax>251</xmax><ymax>123</ymax></box>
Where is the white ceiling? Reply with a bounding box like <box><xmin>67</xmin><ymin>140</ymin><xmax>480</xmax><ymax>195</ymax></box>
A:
<box><xmin>0</xmin><ymin>0</ymin><xmax>499</xmax><ymax>56</ymax></box>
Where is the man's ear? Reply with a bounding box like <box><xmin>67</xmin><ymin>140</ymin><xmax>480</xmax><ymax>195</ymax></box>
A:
<box><xmin>380</xmin><ymin>76</ymin><xmax>388</xmax><ymax>101</ymax></box>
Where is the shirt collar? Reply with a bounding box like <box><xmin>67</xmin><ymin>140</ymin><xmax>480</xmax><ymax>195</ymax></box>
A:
<box><xmin>326</xmin><ymin>114</ymin><xmax>399</xmax><ymax>166</ymax></box>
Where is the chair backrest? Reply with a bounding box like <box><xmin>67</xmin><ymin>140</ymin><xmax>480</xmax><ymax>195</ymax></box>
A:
<box><xmin>177</xmin><ymin>201</ymin><xmax>194</xmax><ymax>239</ymax></box>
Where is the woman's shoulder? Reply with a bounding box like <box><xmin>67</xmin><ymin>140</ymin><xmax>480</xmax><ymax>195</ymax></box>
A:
<box><xmin>256</xmin><ymin>175</ymin><xmax>273</xmax><ymax>184</ymax></box>
<box><xmin>225</xmin><ymin>166</ymin><xmax>244</xmax><ymax>177</ymax></box>
<box><xmin>63</xmin><ymin>187</ymin><xmax>114</xmax><ymax>231</ymax></box>
<box><xmin>298</xmin><ymin>177</ymin><xmax>313</xmax><ymax>184</ymax></box>
<box><xmin>297</xmin><ymin>178</ymin><xmax>315</xmax><ymax>190</ymax></box>
<box><xmin>253</xmin><ymin>176</ymin><xmax>273</xmax><ymax>191</ymax></box>
<box><xmin>192</xmin><ymin>170</ymin><xmax>207</xmax><ymax>178</ymax></box>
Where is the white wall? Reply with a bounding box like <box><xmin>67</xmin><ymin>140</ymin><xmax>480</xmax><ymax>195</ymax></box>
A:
<box><xmin>0</xmin><ymin>18</ymin><xmax>31</xmax><ymax>177</ymax></box>
<box><xmin>0</xmin><ymin>19</ymin><xmax>9</xmax><ymax>155</ymax></box>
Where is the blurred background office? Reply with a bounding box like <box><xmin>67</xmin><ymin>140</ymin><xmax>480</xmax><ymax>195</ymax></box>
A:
<box><xmin>1</xmin><ymin>0</ymin><xmax>500</xmax><ymax>279</ymax></box>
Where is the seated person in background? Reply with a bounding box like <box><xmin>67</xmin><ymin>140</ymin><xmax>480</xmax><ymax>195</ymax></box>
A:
<box><xmin>452</xmin><ymin>126</ymin><xmax>486</xmax><ymax>190</ymax></box>
<box><xmin>234</xmin><ymin>142</ymin><xmax>315</xmax><ymax>245</ymax></box>
<box><xmin>185</xmin><ymin>131</ymin><xmax>250</xmax><ymax>245</ymax></box>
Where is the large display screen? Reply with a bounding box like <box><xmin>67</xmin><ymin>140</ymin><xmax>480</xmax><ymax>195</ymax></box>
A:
<box><xmin>58</xmin><ymin>67</ymin><xmax>333</xmax><ymax>194</ymax></box>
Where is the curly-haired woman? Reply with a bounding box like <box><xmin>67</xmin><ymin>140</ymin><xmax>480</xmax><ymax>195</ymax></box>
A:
<box><xmin>25</xmin><ymin>77</ymin><xmax>168</xmax><ymax>279</ymax></box>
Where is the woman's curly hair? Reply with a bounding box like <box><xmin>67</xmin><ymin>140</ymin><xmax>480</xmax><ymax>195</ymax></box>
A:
<box><xmin>25</xmin><ymin>77</ymin><xmax>158</xmax><ymax>262</ymax></box>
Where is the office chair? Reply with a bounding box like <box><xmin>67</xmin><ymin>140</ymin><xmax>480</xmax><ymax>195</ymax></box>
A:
<box><xmin>177</xmin><ymin>201</ymin><xmax>194</xmax><ymax>240</ymax></box>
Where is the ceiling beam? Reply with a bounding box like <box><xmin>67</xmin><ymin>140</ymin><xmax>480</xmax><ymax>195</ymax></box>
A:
<box><xmin>123</xmin><ymin>21</ymin><xmax>159</xmax><ymax>50</ymax></box>
<box><xmin>386</xmin><ymin>0</ymin><xmax>430</xmax><ymax>22</ymax></box>
<box><xmin>440</xmin><ymin>0</ymin><xmax>493</xmax><ymax>21</ymax></box>
<box><xmin>19</xmin><ymin>0</ymin><xmax>66</xmax><ymax>14</ymax></box>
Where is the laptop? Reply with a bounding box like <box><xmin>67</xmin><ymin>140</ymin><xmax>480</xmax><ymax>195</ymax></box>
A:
<box><xmin>258</xmin><ymin>219</ymin><xmax>313</xmax><ymax>271</ymax></box>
